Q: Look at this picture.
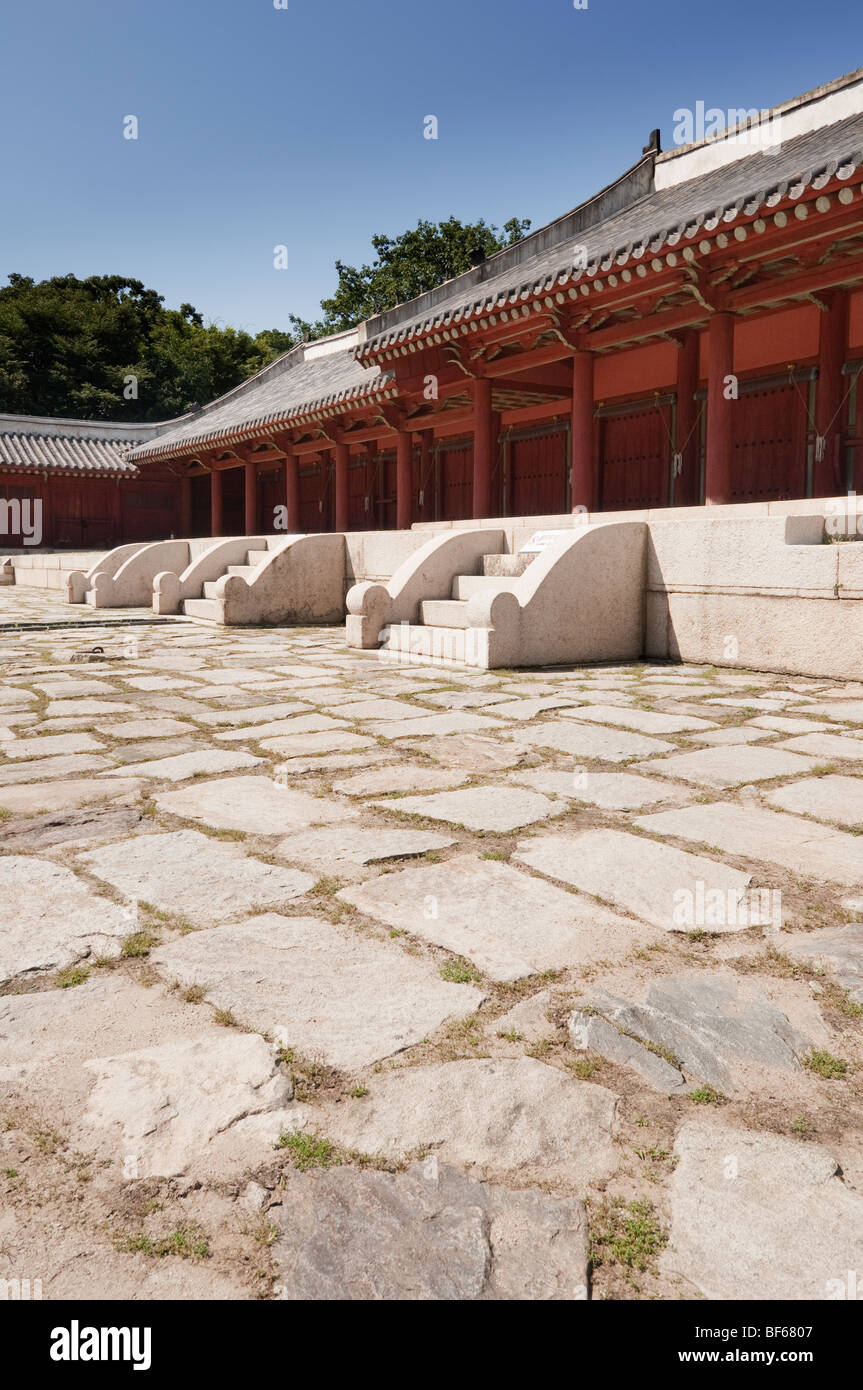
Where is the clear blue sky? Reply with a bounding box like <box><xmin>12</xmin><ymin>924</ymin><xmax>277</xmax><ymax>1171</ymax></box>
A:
<box><xmin>1</xmin><ymin>0</ymin><xmax>858</xmax><ymax>335</ymax></box>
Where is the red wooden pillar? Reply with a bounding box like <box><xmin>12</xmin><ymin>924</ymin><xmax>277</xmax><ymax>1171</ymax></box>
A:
<box><xmin>674</xmin><ymin>331</ymin><xmax>700</xmax><ymax>505</ymax></box>
<box><xmin>210</xmin><ymin>468</ymin><xmax>223</xmax><ymax>537</ymax></box>
<box><xmin>334</xmin><ymin>443</ymin><xmax>350</xmax><ymax>532</ymax></box>
<box><xmin>285</xmin><ymin>452</ymin><xmax>299</xmax><ymax>532</ymax></box>
<box><xmin>419</xmin><ymin>430</ymin><xmax>432</xmax><ymax>518</ymax></box>
<box><xmin>396</xmin><ymin>430</ymin><xmax>413</xmax><ymax>530</ymax></box>
<box><xmin>570</xmin><ymin>351</ymin><xmax>596</xmax><ymax>512</ymax></box>
<box><xmin>705</xmin><ymin>312</ymin><xmax>735</xmax><ymax>505</ymax></box>
<box><xmin>814</xmin><ymin>289</ymin><xmax>848</xmax><ymax>499</ymax></box>
<box><xmin>179</xmin><ymin>474</ymin><xmax>192</xmax><ymax>536</ymax></box>
<box><xmin>244</xmin><ymin>461</ymin><xmax>257</xmax><ymax>535</ymax></box>
<box><xmin>472</xmin><ymin>377</ymin><xmax>495</xmax><ymax>519</ymax></box>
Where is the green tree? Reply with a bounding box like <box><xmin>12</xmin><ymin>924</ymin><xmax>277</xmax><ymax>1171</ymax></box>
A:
<box><xmin>0</xmin><ymin>274</ymin><xmax>298</xmax><ymax>422</ymax></box>
<box><xmin>290</xmin><ymin>215</ymin><xmax>531</xmax><ymax>339</ymax></box>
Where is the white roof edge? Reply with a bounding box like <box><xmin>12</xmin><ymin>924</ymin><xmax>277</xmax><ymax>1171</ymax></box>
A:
<box><xmin>655</xmin><ymin>67</ymin><xmax>863</xmax><ymax>191</ymax></box>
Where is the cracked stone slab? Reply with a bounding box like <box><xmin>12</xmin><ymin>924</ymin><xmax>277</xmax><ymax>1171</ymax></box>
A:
<box><xmin>407</xmin><ymin>734</ymin><xmax>531</xmax><ymax>772</ymax></box>
<box><xmin>259</xmin><ymin>732</ymin><xmax>376</xmax><ymax>757</ymax></box>
<box><xmin>374</xmin><ymin>712</ymin><xmax>505</xmax><ymax>739</ymax></box>
<box><xmin>333</xmin><ymin>765</ymin><xmax>470</xmax><ymax>797</ymax></box>
<box><xmin>765</xmin><ymin>774</ymin><xmax>863</xmax><ymax>827</ymax></box>
<box><xmin>782</xmin><ymin>924</ymin><xmax>863</xmax><ymax>1002</ymax></box>
<box><xmin>418</xmin><ymin>691</ymin><xmax>513</xmax><ymax>711</ymax></box>
<box><xmin>319</xmin><ymin>1058</ymin><xmax>619</xmax><ymax>1186</ymax></box>
<box><xmin>559</xmin><ymin>704</ymin><xmax>717</xmax><ymax>735</ymax></box>
<box><xmin>796</xmin><ymin>699</ymin><xmax>863</xmax><ymax>722</ymax></box>
<box><xmin>100</xmin><ymin>749</ymin><xmax>263</xmax><ymax>782</ymax></box>
<box><xmin>194</xmin><ymin>702</ymin><xmax>312</xmax><ymax>727</ymax></box>
<box><xmin>109</xmin><ymin>737</ymin><xmax>200</xmax><ymax>765</ymax></box>
<box><xmin>216</xmin><ymin>714</ymin><xmax>345</xmax><ymax>742</ymax></box>
<box><xmin>277</xmin><ymin>825</ymin><xmax>454</xmax><ymax>867</ymax></box>
<box><xmin>273</xmin><ymin>751</ymin><xmax>394</xmax><ymax>776</ymax></box>
<box><xmin>194</xmin><ymin>667</ymin><xmax>279</xmax><ymax>685</ymax></box>
<box><xmin>151</xmin><ymin>913</ymin><xmax>484</xmax><ymax>1069</ymax></box>
<box><xmin>569</xmin><ymin>1009</ymin><xmax>687</xmax><ymax>1093</ymax></box>
<box><xmin>80</xmin><ymin>830</ymin><xmax>313</xmax><ymax>925</ymax></box>
<box><xmin>155</xmin><ymin>775</ymin><xmax>358</xmax><ymax>834</ymax></box>
<box><xmin>513</xmin><ymin>828</ymin><xmax>753</xmax><ymax>933</ymax></box>
<box><xmin>637</xmin><ymin>802</ymin><xmax>863</xmax><ymax>886</ymax></box>
<box><xmin>685</xmin><ymin>727</ymin><xmax>771</xmax><ymax>746</ymax></box>
<box><xmin>632</xmin><ymin>744</ymin><xmax>820</xmax><ymax>787</ymax></box>
<box><xmin>0</xmin><ymin>777</ymin><xmax>143</xmax><ymax>815</ymax></box>
<box><xmin>273</xmin><ymin>1161</ymin><xmax>588</xmax><ymax>1301</ymax></box>
<box><xmin>32</xmin><ymin>679</ymin><xmax>118</xmax><ymax>697</ymax></box>
<box><xmin>0</xmin><ymin>857</ymin><xmax>133</xmax><ymax>984</ymax></box>
<box><xmin>509</xmin><ymin>768</ymin><xmax>691</xmax><ymax>810</ymax></box>
<box><xmin>582</xmin><ymin>973</ymin><xmax>811</xmax><ymax>1092</ymax></box>
<box><xmin>338</xmin><ymin>854</ymin><xmax>654</xmax><ymax>981</ymax></box>
<box><xmin>662</xmin><ymin>1121</ymin><xmax>863</xmax><ymax>1300</ymax></box>
<box><xmin>483</xmin><ymin>697</ymin><xmax>581</xmax><ymax>721</ymax></box>
<box><xmin>372</xmin><ymin>785</ymin><xmax>563</xmax><ymax>833</ymax></box>
<box><xmin>80</xmin><ymin>1033</ymin><xmax>295</xmax><ymax>1178</ymax></box>
<box><xmin>751</xmin><ymin>715</ymin><xmax>837</xmax><ymax>735</ymax></box>
<box><xmin>519</xmin><ymin>720</ymin><xmax>674</xmax><ymax>762</ymax></box>
<box><xmin>490</xmin><ymin>990</ymin><xmax>555</xmax><ymax>1044</ymax></box>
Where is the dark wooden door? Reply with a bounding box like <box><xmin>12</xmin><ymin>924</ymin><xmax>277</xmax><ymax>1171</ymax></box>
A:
<box><xmin>730</xmin><ymin>382</ymin><xmax>808</xmax><ymax>502</ymax></box>
<box><xmin>600</xmin><ymin>403</ymin><xmax>671</xmax><ymax>510</ymax></box>
<box><xmin>507</xmin><ymin>425</ymin><xmax>568</xmax><ymax>516</ymax></box>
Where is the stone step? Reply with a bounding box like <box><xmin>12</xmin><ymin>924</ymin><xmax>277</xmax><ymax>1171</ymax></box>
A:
<box><xmin>420</xmin><ymin>599</ymin><xmax>470</xmax><ymax>629</ymax></box>
<box><xmin>225</xmin><ymin>564</ymin><xmax>258</xmax><ymax>579</ymax></box>
<box><xmin>182</xmin><ymin>598</ymin><xmax>221</xmax><ymax>622</ymax></box>
<box><xmin>380</xmin><ymin>623</ymin><xmax>486</xmax><ymax>668</ymax></box>
<box><xmin>481</xmin><ymin>553</ymin><xmax>534</xmax><ymax>578</ymax></box>
<box><xmin>451</xmin><ymin>574</ymin><xmax>521</xmax><ymax>600</ymax></box>
<box><xmin>247</xmin><ymin>549</ymin><xmax>271</xmax><ymax>567</ymax></box>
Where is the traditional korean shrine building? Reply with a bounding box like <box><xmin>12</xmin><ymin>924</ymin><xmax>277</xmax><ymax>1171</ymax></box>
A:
<box><xmin>6</xmin><ymin>68</ymin><xmax>863</xmax><ymax>550</ymax></box>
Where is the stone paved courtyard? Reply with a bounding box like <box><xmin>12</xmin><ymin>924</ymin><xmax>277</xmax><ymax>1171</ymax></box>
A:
<box><xmin>1</xmin><ymin>597</ymin><xmax>862</xmax><ymax>1300</ymax></box>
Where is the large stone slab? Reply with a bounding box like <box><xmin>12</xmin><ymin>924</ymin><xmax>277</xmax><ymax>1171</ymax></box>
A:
<box><xmin>514</xmin><ymin>829</ymin><xmax>753</xmax><ymax>933</ymax></box>
<box><xmin>559</xmin><ymin>704</ymin><xmax>717</xmax><ymax>734</ymax></box>
<box><xmin>372</xmin><ymin>785</ymin><xmax>563</xmax><ymax>833</ymax></box>
<box><xmin>273</xmin><ymin>1162</ymin><xmax>588</xmax><ymax>1301</ymax></box>
<box><xmin>80</xmin><ymin>830</ymin><xmax>313</xmax><ymax>924</ymax></box>
<box><xmin>632</xmin><ymin>743</ymin><xmax>819</xmax><ymax>786</ymax></box>
<box><xmin>101</xmin><ymin>749</ymin><xmax>262</xmax><ymax>781</ymax></box>
<box><xmin>33</xmin><ymin>678</ymin><xmax>118</xmax><ymax>697</ymax></box>
<box><xmin>333</xmin><ymin>765</ymin><xmax>470</xmax><ymax>797</ymax></box>
<box><xmin>155</xmin><ymin>775</ymin><xmax>357</xmax><ymax>834</ymax></box>
<box><xmin>519</xmin><ymin>721</ymin><xmax>674</xmax><ymax>762</ymax></box>
<box><xmin>109</xmin><ymin>737</ymin><xmax>199</xmax><ymax>764</ymax></box>
<box><xmin>338</xmin><ymin>855</ymin><xmax>652</xmax><ymax>981</ymax></box>
<box><xmin>782</xmin><ymin>924</ymin><xmax>863</xmax><ymax>1002</ymax></box>
<box><xmin>194</xmin><ymin>667</ymin><xmax>278</xmax><ymax>685</ymax></box>
<box><xmin>797</xmin><ymin>699</ymin><xmax>863</xmax><ymax>722</ymax></box>
<box><xmin>582</xmin><ymin>974</ymin><xmax>810</xmax><ymax>1092</ymax></box>
<box><xmin>0</xmin><ymin>752</ymin><xmax>112</xmax><ymax>786</ymax></box>
<box><xmin>80</xmin><ymin>1034</ymin><xmax>293</xmax><ymax>1178</ymax></box>
<box><xmin>3</xmin><ymin>732</ymin><xmax>105</xmax><ymax>760</ymax></box>
<box><xmin>0</xmin><ymin>857</ymin><xmax>132</xmax><ymax>984</ymax></box>
<box><xmin>216</xmin><ymin>714</ymin><xmax>345</xmax><ymax>742</ymax></box>
<box><xmin>334</xmin><ymin>698</ymin><xmax>437</xmax><ymax>721</ymax></box>
<box><xmin>320</xmin><ymin>1059</ymin><xmax>619</xmax><ymax>1185</ymax></box>
<box><xmin>765</xmin><ymin>774</ymin><xmax>863</xmax><ymax>827</ymax></box>
<box><xmin>44</xmin><ymin>699</ymin><xmax>137</xmax><ymax>717</ymax></box>
<box><xmin>259</xmin><ymin>732</ymin><xmax>376</xmax><ymax>757</ymax></box>
<box><xmin>773</xmin><ymin>732</ymin><xmax>863</xmax><ymax>762</ymax></box>
<box><xmin>0</xmin><ymin>777</ymin><xmax>142</xmax><ymax>815</ymax></box>
<box><xmin>637</xmin><ymin>803</ymin><xmax>863</xmax><ymax>886</ymax></box>
<box><xmin>277</xmin><ymin>826</ymin><xmax>454</xmax><ymax>867</ymax></box>
<box><xmin>195</xmin><ymin>702</ymin><xmax>312</xmax><ymax>727</ymax></box>
<box><xmin>152</xmin><ymin>914</ymin><xmax>483</xmax><ymax>1069</ymax></box>
<box><xmin>374</xmin><ymin>712</ymin><xmax>505</xmax><ymax>739</ymax></box>
<box><xmin>485</xmin><ymin>697</ymin><xmax>580</xmax><ymax>721</ymax></box>
<box><xmin>95</xmin><ymin>718</ymin><xmax>192</xmax><ymax>739</ymax></box>
<box><xmin>663</xmin><ymin>1121</ymin><xmax>863</xmax><ymax>1300</ymax></box>
<box><xmin>409</xmin><ymin>734</ymin><xmax>531</xmax><ymax>772</ymax></box>
<box><xmin>510</xmin><ymin>768</ymin><xmax>691</xmax><ymax>810</ymax></box>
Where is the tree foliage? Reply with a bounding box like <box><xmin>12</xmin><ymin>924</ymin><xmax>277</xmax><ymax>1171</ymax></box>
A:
<box><xmin>0</xmin><ymin>274</ymin><xmax>297</xmax><ymax>421</ymax></box>
<box><xmin>290</xmin><ymin>215</ymin><xmax>531</xmax><ymax>339</ymax></box>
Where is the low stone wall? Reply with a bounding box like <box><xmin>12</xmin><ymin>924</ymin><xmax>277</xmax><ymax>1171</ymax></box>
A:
<box><xmin>2</xmin><ymin>550</ymin><xmax>108</xmax><ymax>590</ymax></box>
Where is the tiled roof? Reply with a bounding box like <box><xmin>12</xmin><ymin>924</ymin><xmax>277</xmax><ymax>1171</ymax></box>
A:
<box><xmin>355</xmin><ymin>105</ymin><xmax>863</xmax><ymax>360</ymax></box>
<box><xmin>0</xmin><ymin>415</ymin><xmax>160</xmax><ymax>478</ymax></box>
<box><xmin>127</xmin><ymin>335</ymin><xmax>395</xmax><ymax>461</ymax></box>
